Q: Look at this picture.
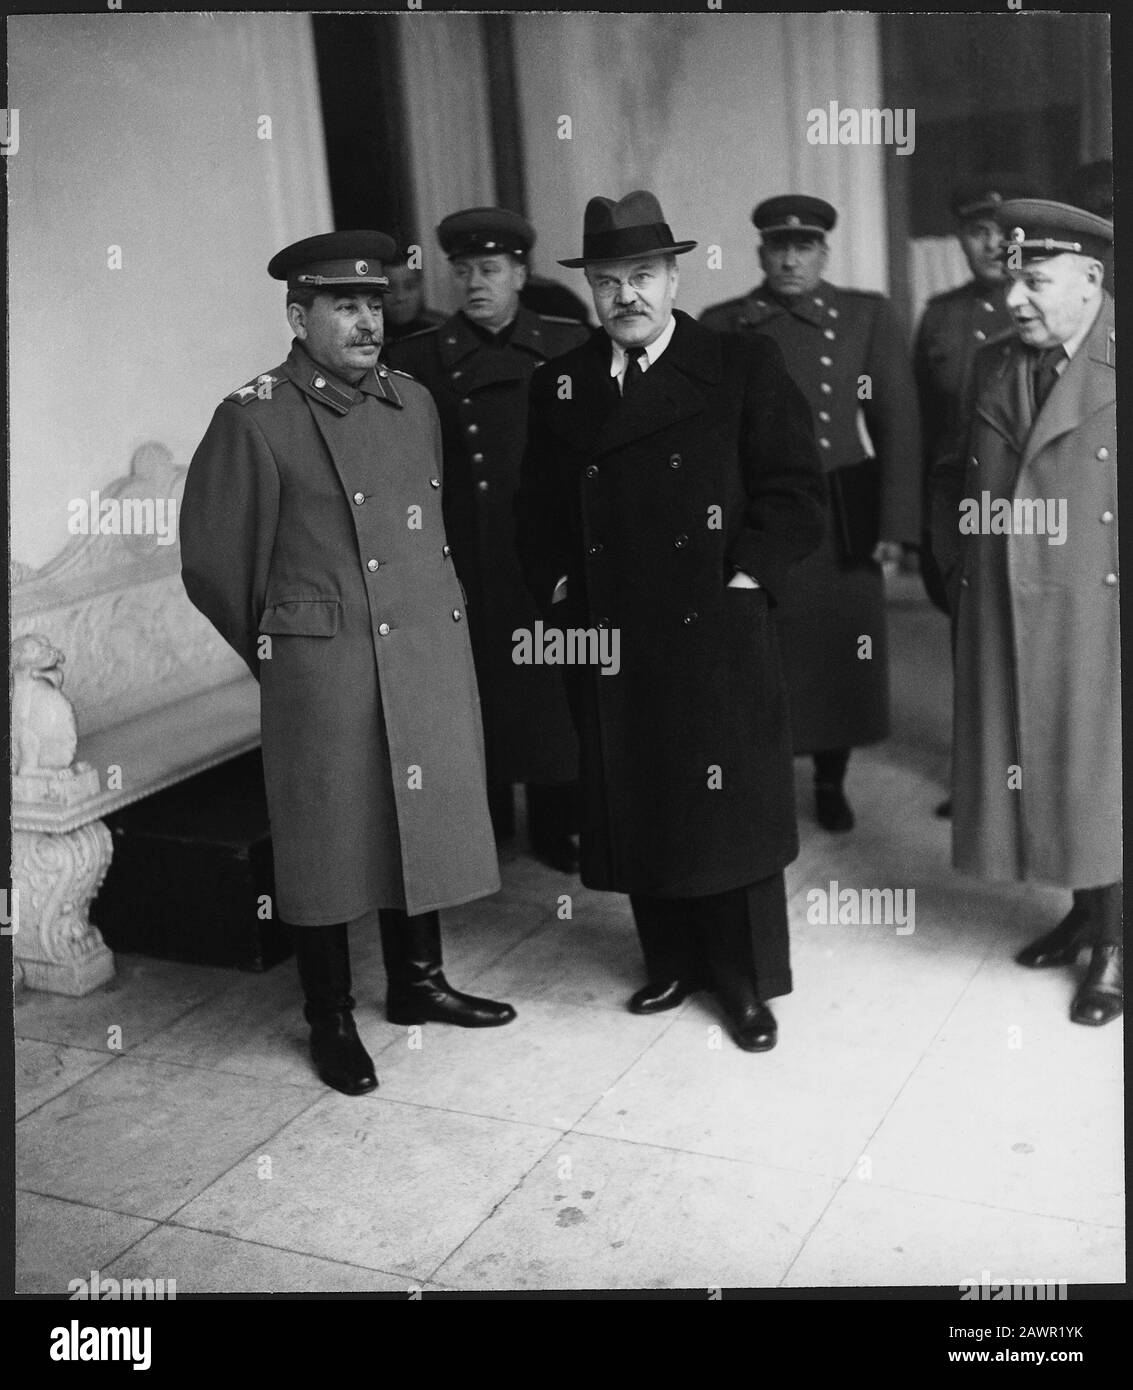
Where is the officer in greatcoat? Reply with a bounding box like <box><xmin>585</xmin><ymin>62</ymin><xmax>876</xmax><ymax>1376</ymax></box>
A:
<box><xmin>180</xmin><ymin>231</ymin><xmax>516</xmax><ymax>1097</ymax></box>
<box><xmin>517</xmin><ymin>191</ymin><xmax>825</xmax><ymax>1051</ymax></box>
<box><xmin>931</xmin><ymin>201</ymin><xmax>1120</xmax><ymax>1026</ymax></box>
<box><xmin>700</xmin><ymin>196</ymin><xmax>921</xmax><ymax>832</ymax></box>
<box><xmin>386</xmin><ymin>209</ymin><xmax>588</xmax><ymax>872</ymax></box>
<box><xmin>914</xmin><ymin>175</ymin><xmax>1038</xmax><ymax>617</ymax></box>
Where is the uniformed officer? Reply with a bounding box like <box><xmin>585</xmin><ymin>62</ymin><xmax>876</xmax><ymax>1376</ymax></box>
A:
<box><xmin>931</xmin><ymin>201</ymin><xmax>1120</xmax><ymax>1026</ymax></box>
<box><xmin>381</xmin><ymin>247</ymin><xmax>446</xmax><ymax>345</ymax></box>
<box><xmin>914</xmin><ymin>174</ymin><xmax>1038</xmax><ymax>616</ymax></box>
<box><xmin>386</xmin><ymin>208</ymin><xmax>589</xmax><ymax>872</ymax></box>
<box><xmin>180</xmin><ymin>231</ymin><xmax>516</xmax><ymax>1098</ymax></box>
<box><xmin>700</xmin><ymin>196</ymin><xmax>921</xmax><ymax>832</ymax></box>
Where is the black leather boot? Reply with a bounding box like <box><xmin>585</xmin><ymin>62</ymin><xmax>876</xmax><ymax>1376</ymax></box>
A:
<box><xmin>1016</xmin><ymin>904</ymin><xmax>1095</xmax><ymax>969</ymax></box>
<box><xmin>293</xmin><ymin>923</ymin><xmax>378</xmax><ymax>1095</ymax></box>
<box><xmin>1070</xmin><ymin>945</ymin><xmax>1123</xmax><ymax>1026</ymax></box>
<box><xmin>379</xmin><ymin>909</ymin><xmax>517</xmax><ymax>1027</ymax></box>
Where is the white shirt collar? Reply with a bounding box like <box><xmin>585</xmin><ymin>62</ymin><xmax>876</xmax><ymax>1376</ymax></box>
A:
<box><xmin>609</xmin><ymin>312</ymin><xmax>677</xmax><ymax>379</ymax></box>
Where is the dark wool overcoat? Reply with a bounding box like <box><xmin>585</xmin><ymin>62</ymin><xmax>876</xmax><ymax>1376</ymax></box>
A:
<box><xmin>931</xmin><ymin>294</ymin><xmax>1118</xmax><ymax>889</ymax></box>
<box><xmin>180</xmin><ymin>341</ymin><xmax>500</xmax><ymax>925</ymax></box>
<box><xmin>515</xmin><ymin>310</ymin><xmax>825</xmax><ymax>897</ymax></box>
<box><xmin>385</xmin><ymin>307</ymin><xmax>588</xmax><ymax>785</ymax></box>
<box><xmin>701</xmin><ymin>281</ymin><xmax>922</xmax><ymax>752</ymax></box>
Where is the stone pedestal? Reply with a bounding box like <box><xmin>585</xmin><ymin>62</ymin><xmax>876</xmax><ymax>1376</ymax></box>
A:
<box><xmin>11</xmin><ymin>822</ymin><xmax>116</xmax><ymax>995</ymax></box>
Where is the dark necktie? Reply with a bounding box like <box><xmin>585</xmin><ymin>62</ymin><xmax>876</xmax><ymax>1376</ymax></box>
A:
<box><xmin>621</xmin><ymin>345</ymin><xmax>647</xmax><ymax>396</ymax></box>
<box><xmin>1030</xmin><ymin>345</ymin><xmax>1066</xmax><ymax>412</ymax></box>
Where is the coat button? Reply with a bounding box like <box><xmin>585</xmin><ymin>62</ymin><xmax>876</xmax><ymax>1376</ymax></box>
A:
<box><xmin>367</xmin><ymin>558</ymin><xmax>380</xmax><ymax>572</ymax></box>
<box><xmin>669</xmin><ymin>453</ymin><xmax>682</xmax><ymax>468</ymax></box>
<box><xmin>596</xmin><ymin>617</ymin><xmax>610</xmax><ymax>629</ymax></box>
<box><xmin>378</xmin><ymin>368</ymin><xmax>389</xmax><ymax>378</ymax></box>
<box><xmin>1097</xmin><ymin>447</ymin><xmax>1110</xmax><ymax>460</ymax></box>
<box><xmin>451</xmin><ymin>369</ymin><xmax>463</xmax><ymax>380</ymax></box>
<box><xmin>1104</xmin><ymin>573</ymin><xmax>1118</xmax><ymax>586</ymax></box>
<box><xmin>477</xmin><ymin>480</ymin><xmax>489</xmax><ymax>492</ymax></box>
<box><xmin>314</xmin><ymin>376</ymin><xmax>326</xmax><ymax>389</ymax></box>
<box><xmin>683</xmin><ymin>610</ymin><xmax>698</xmax><ymax>625</ymax></box>
<box><xmin>378</xmin><ymin>622</ymin><xmax>391</xmax><ymax>635</ymax></box>
<box><xmin>353</xmin><ymin>492</ymin><xmax>366</xmax><ymax>505</ymax></box>
<box><xmin>1101</xmin><ymin>511</ymin><xmax>1114</xmax><ymax>524</ymax></box>
<box><xmin>828</xmin><ymin>307</ymin><xmax>839</xmax><ymax>318</ymax></box>
<box><xmin>453</xmin><ymin>608</ymin><xmax>463</xmax><ymax>620</ymax></box>
<box><xmin>471</xmin><ymin>452</ymin><xmax>484</xmax><ymax>464</ymax></box>
<box><xmin>823</xmin><ymin>329</ymin><xmax>836</xmax><ymax>340</ymax></box>
<box><xmin>974</xmin><ymin>329</ymin><xmax>986</xmax><ymax>341</ymax></box>
<box><xmin>814</xmin><ymin>297</ymin><xmax>824</xmax><ymax>307</ymax></box>
<box><xmin>443</xmin><ymin>543</ymin><xmax>452</xmax><ymax>556</ymax></box>
<box><xmin>430</xmin><ymin>477</ymin><xmax>440</xmax><ymax>488</ymax></box>
<box><xmin>588</xmin><ymin>542</ymin><xmax>604</xmax><ymax>555</ymax></box>
<box><xmin>819</xmin><ymin>438</ymin><xmax>831</xmax><ymax>449</ymax></box>
<box><xmin>461</xmin><ymin>397</ymin><xmax>472</xmax><ymax>407</ymax></box>
<box><xmin>969</xmin><ymin>456</ymin><xmax>979</xmax><ymax>468</ymax></box>
<box><xmin>820</xmin><ymin>382</ymin><xmax>832</xmax><ymax>394</ymax></box>
<box><xmin>960</xmin><ymin>578</ymin><xmax>969</xmax><ymax>588</ymax></box>
<box><xmin>818</xmin><ymin>410</ymin><xmax>831</xmax><ymax>423</ymax></box>
<box><xmin>673</xmin><ymin>533</ymin><xmax>688</xmax><ymax>548</ymax></box>
<box><xmin>820</xmin><ymin>355</ymin><xmax>833</xmax><ymax>366</ymax></box>
<box><xmin>585</xmin><ymin>465</ymin><xmax>599</xmax><ymax>478</ymax></box>
<box><xmin>982</xmin><ymin>300</ymin><xmax>995</xmax><ymax>312</ymax></box>
<box><xmin>467</xmin><ymin>423</ymin><xmax>480</xmax><ymax>435</ymax></box>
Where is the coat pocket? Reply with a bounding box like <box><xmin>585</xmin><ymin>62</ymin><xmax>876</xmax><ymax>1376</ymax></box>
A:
<box><xmin>258</xmin><ymin>598</ymin><xmax>341</xmax><ymax>637</ymax></box>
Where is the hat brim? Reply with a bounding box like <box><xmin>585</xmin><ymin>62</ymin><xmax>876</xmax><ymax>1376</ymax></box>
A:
<box><xmin>558</xmin><ymin>240</ymin><xmax>698</xmax><ymax>269</ymax></box>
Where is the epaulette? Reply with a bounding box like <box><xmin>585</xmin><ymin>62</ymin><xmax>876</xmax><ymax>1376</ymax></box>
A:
<box><xmin>385</xmin><ymin>365</ymin><xmax>418</xmax><ymax>381</ymax></box>
<box><xmin>538</xmin><ymin>313</ymin><xmax>587</xmax><ymax>326</ymax></box>
<box><xmin>225</xmin><ymin>371</ymin><xmax>283</xmax><ymax>405</ymax></box>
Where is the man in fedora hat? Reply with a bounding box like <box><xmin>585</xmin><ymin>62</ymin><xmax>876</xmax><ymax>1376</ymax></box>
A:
<box><xmin>931</xmin><ymin>200</ymin><xmax>1120</xmax><ymax>1026</ymax></box>
<box><xmin>180</xmin><ymin>231</ymin><xmax>516</xmax><ymax>1097</ymax></box>
<box><xmin>700</xmin><ymin>196</ymin><xmax>921</xmax><ymax>834</ymax></box>
<box><xmin>386</xmin><ymin>208</ymin><xmax>588</xmax><ymax>874</ymax></box>
<box><xmin>516</xmin><ymin>191</ymin><xmax>825</xmax><ymax>1051</ymax></box>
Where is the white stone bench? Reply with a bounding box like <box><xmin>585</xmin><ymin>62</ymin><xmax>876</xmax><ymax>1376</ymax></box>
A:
<box><xmin>11</xmin><ymin>443</ymin><xmax>260</xmax><ymax>994</ymax></box>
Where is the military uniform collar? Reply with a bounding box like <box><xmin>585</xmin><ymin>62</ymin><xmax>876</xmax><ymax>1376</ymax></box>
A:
<box><xmin>284</xmin><ymin>340</ymin><xmax>403</xmax><ymax>414</ymax></box>
<box><xmin>436</xmin><ymin>304</ymin><xmax>557</xmax><ymax>365</ymax></box>
<box><xmin>738</xmin><ymin>280</ymin><xmax>831</xmax><ymax>328</ymax></box>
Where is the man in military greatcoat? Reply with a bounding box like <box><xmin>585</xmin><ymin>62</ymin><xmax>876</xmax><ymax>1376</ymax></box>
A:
<box><xmin>700</xmin><ymin>196</ymin><xmax>921</xmax><ymax>833</ymax></box>
<box><xmin>914</xmin><ymin>174</ymin><xmax>1037</xmax><ymax>617</ymax></box>
<box><xmin>180</xmin><ymin>231</ymin><xmax>516</xmax><ymax>1098</ymax></box>
<box><xmin>517</xmin><ymin>191</ymin><xmax>825</xmax><ymax>1051</ymax></box>
<box><xmin>386</xmin><ymin>209</ymin><xmax>589</xmax><ymax>872</ymax></box>
<box><xmin>931</xmin><ymin>201</ymin><xmax>1121</xmax><ymax>1026</ymax></box>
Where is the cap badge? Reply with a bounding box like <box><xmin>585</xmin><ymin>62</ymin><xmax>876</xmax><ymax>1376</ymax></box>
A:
<box><xmin>786</xmin><ymin>214</ymin><xmax>800</xmax><ymax>227</ymax></box>
<box><xmin>1010</xmin><ymin>227</ymin><xmax>1025</xmax><ymax>244</ymax></box>
<box><xmin>356</xmin><ymin>260</ymin><xmax>369</xmax><ymax>274</ymax></box>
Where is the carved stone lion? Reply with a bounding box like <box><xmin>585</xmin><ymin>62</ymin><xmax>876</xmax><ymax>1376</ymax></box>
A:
<box><xmin>10</xmin><ymin>633</ymin><xmax>79</xmax><ymax>775</ymax></box>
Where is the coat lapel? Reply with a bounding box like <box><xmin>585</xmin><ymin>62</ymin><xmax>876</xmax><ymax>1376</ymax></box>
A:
<box><xmin>594</xmin><ymin>311</ymin><xmax>719</xmax><ymax>457</ymax></box>
<box><xmin>975</xmin><ymin>344</ymin><xmax>1031</xmax><ymax>456</ymax></box>
<box><xmin>1023</xmin><ymin>294</ymin><xmax>1116</xmax><ymax>467</ymax></box>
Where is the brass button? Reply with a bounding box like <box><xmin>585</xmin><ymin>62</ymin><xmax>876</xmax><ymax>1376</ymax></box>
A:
<box><xmin>353</xmin><ymin>492</ymin><xmax>366</xmax><ymax>505</ymax></box>
<box><xmin>1104</xmin><ymin>573</ymin><xmax>1118</xmax><ymax>586</ymax></box>
<box><xmin>461</xmin><ymin>397</ymin><xmax>472</xmax><ymax>407</ymax></box>
<box><xmin>673</xmin><ymin>533</ymin><xmax>688</xmax><ymax>548</ymax></box>
<box><xmin>819</xmin><ymin>438</ymin><xmax>831</xmax><ymax>449</ymax></box>
<box><xmin>974</xmin><ymin>329</ymin><xmax>986</xmax><ymax>341</ymax></box>
<box><xmin>430</xmin><ymin>477</ymin><xmax>440</xmax><ymax>489</ymax></box>
<box><xmin>982</xmin><ymin>301</ymin><xmax>995</xmax><ymax>313</ymax></box>
<box><xmin>814</xmin><ymin>297</ymin><xmax>824</xmax><ymax>307</ymax></box>
<box><xmin>1097</xmin><ymin>447</ymin><xmax>1110</xmax><ymax>460</ymax></box>
<box><xmin>467</xmin><ymin>423</ymin><xmax>479</xmax><ymax>435</ymax></box>
<box><xmin>313</xmin><ymin>376</ymin><xmax>326</xmax><ymax>389</ymax></box>
<box><xmin>588</xmin><ymin>542</ymin><xmax>604</xmax><ymax>555</ymax></box>
<box><xmin>378</xmin><ymin>622</ymin><xmax>391</xmax><ymax>635</ymax></box>
<box><xmin>477</xmin><ymin>480</ymin><xmax>489</xmax><ymax>492</ymax></box>
<box><xmin>818</xmin><ymin>410</ymin><xmax>831</xmax><ymax>423</ymax></box>
<box><xmin>1101</xmin><ymin>511</ymin><xmax>1114</xmax><ymax>524</ymax></box>
<box><xmin>683</xmin><ymin>610</ymin><xmax>698</xmax><ymax>625</ymax></box>
<box><xmin>453</xmin><ymin>608</ymin><xmax>462</xmax><ymax>620</ymax></box>
<box><xmin>471</xmin><ymin>452</ymin><xmax>484</xmax><ymax>464</ymax></box>
<box><xmin>969</xmin><ymin>457</ymin><xmax>979</xmax><ymax>468</ymax></box>
<box><xmin>820</xmin><ymin>355</ymin><xmax>833</xmax><ymax>366</ymax></box>
<box><xmin>828</xmin><ymin>307</ymin><xmax>839</xmax><ymax>318</ymax></box>
<box><xmin>451</xmin><ymin>369</ymin><xmax>463</xmax><ymax>380</ymax></box>
<box><xmin>669</xmin><ymin>453</ymin><xmax>682</xmax><ymax>468</ymax></box>
<box><xmin>824</xmin><ymin>329</ymin><xmax>836</xmax><ymax>340</ymax></box>
<box><xmin>585</xmin><ymin>465</ymin><xmax>599</xmax><ymax>479</ymax></box>
<box><xmin>443</xmin><ymin>543</ymin><xmax>452</xmax><ymax>556</ymax></box>
<box><xmin>367</xmin><ymin>559</ymin><xmax>380</xmax><ymax>572</ymax></box>
<box><xmin>820</xmin><ymin>382</ymin><xmax>832</xmax><ymax>394</ymax></box>
<box><xmin>378</xmin><ymin>367</ymin><xmax>389</xmax><ymax>378</ymax></box>
<box><xmin>960</xmin><ymin>578</ymin><xmax>969</xmax><ymax>588</ymax></box>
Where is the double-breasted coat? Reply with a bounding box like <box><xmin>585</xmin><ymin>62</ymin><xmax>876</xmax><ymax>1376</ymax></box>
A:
<box><xmin>931</xmin><ymin>294</ymin><xmax>1119</xmax><ymax>888</ymax></box>
<box><xmin>700</xmin><ymin>281</ymin><xmax>922</xmax><ymax>752</ymax></box>
<box><xmin>914</xmin><ymin>279</ymin><xmax>1014</xmax><ymax>611</ymax></box>
<box><xmin>515</xmin><ymin>311</ymin><xmax>826</xmax><ymax>897</ymax></box>
<box><xmin>180</xmin><ymin>340</ymin><xmax>500</xmax><ymax>926</ymax></box>
<box><xmin>385</xmin><ymin>307</ymin><xmax>588</xmax><ymax>786</ymax></box>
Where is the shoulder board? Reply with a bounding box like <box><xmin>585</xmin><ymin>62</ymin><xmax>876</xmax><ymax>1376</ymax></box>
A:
<box><xmin>385</xmin><ymin>365</ymin><xmax>419</xmax><ymax>380</ymax></box>
<box><xmin>225</xmin><ymin>371</ymin><xmax>283</xmax><ymax>405</ymax></box>
<box><xmin>538</xmin><ymin>313</ymin><xmax>587</xmax><ymax>326</ymax></box>
<box><xmin>838</xmin><ymin>286</ymin><xmax>884</xmax><ymax>302</ymax></box>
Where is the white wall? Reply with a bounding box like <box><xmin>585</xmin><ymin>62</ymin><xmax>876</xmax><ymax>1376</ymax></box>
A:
<box><xmin>8</xmin><ymin>13</ymin><xmax>332</xmax><ymax>569</ymax></box>
<box><xmin>513</xmin><ymin>12</ymin><xmax>889</xmax><ymax>319</ymax></box>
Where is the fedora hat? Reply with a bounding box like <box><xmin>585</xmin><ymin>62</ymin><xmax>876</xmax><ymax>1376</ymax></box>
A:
<box><xmin>558</xmin><ymin>190</ymin><xmax>697</xmax><ymax>268</ymax></box>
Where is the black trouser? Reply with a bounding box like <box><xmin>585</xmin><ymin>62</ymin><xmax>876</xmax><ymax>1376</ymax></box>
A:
<box><xmin>629</xmin><ymin>871</ymin><xmax>791</xmax><ymax>1001</ymax></box>
<box><xmin>813</xmin><ymin>748</ymin><xmax>850</xmax><ymax>785</ymax></box>
<box><xmin>1074</xmin><ymin>881</ymin><xmax>1123</xmax><ymax>947</ymax></box>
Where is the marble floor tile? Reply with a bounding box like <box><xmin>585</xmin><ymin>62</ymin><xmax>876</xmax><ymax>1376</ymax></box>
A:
<box><xmin>17</xmin><ymin>1056</ymin><xmax>317</xmax><ymax>1220</ymax></box>
<box><xmin>575</xmin><ymin>1009</ymin><xmax>922</xmax><ymax>1178</ymax></box>
<box><xmin>374</xmin><ymin>998</ymin><xmax>674</xmax><ymax>1129</ymax></box>
<box><xmin>102</xmin><ymin>1224</ymin><xmax>411</xmax><ymax>1293</ymax></box>
<box><xmin>782</xmin><ymin>1181</ymin><xmax>1125</xmax><ymax>1289</ymax></box>
<box><xmin>175</xmin><ymin>1098</ymin><xmax>559</xmax><ymax>1281</ymax></box>
<box><xmin>16</xmin><ymin>1191</ymin><xmax>156</xmax><ymax>1295</ymax></box>
<box><xmin>14</xmin><ymin>952</ymin><xmax>241</xmax><ymax>1052</ymax></box>
<box><xmin>434</xmin><ymin>1131</ymin><xmax>839</xmax><ymax>1290</ymax></box>
<box><xmin>16</xmin><ymin>1038</ymin><xmax>115</xmax><ymax>1120</ymax></box>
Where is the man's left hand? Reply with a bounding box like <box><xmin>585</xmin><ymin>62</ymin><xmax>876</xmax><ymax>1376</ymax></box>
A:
<box><xmin>872</xmin><ymin>540</ymin><xmax>903</xmax><ymax>565</ymax></box>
